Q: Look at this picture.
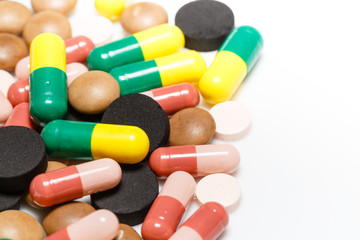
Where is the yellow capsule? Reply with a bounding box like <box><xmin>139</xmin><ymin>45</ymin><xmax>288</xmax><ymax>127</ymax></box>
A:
<box><xmin>95</xmin><ymin>0</ymin><xmax>126</xmax><ymax>21</ymax></box>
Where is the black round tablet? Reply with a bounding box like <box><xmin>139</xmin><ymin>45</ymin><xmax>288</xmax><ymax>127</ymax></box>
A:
<box><xmin>0</xmin><ymin>126</ymin><xmax>47</xmax><ymax>192</ymax></box>
<box><xmin>0</xmin><ymin>191</ymin><xmax>23</xmax><ymax>212</ymax></box>
<box><xmin>101</xmin><ymin>94</ymin><xmax>169</xmax><ymax>155</ymax></box>
<box><xmin>91</xmin><ymin>163</ymin><xmax>159</xmax><ymax>226</ymax></box>
<box><xmin>175</xmin><ymin>0</ymin><xmax>234</xmax><ymax>51</ymax></box>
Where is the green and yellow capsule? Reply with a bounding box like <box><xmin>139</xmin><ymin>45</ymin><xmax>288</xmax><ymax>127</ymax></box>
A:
<box><xmin>29</xmin><ymin>33</ymin><xmax>67</xmax><ymax>126</ymax></box>
<box><xmin>199</xmin><ymin>26</ymin><xmax>263</xmax><ymax>104</ymax></box>
<box><xmin>87</xmin><ymin>24</ymin><xmax>185</xmax><ymax>72</ymax></box>
<box><xmin>109</xmin><ymin>50</ymin><xmax>207</xmax><ymax>95</ymax></box>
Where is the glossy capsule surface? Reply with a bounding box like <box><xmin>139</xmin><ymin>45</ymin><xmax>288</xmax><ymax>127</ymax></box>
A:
<box><xmin>30</xmin><ymin>158</ymin><xmax>122</xmax><ymax>207</ymax></box>
<box><xmin>7</xmin><ymin>79</ymin><xmax>29</xmax><ymax>107</ymax></box>
<box><xmin>199</xmin><ymin>26</ymin><xmax>263</xmax><ymax>104</ymax></box>
<box><xmin>87</xmin><ymin>24</ymin><xmax>185</xmax><ymax>72</ymax></box>
<box><xmin>45</xmin><ymin>209</ymin><xmax>119</xmax><ymax>240</ymax></box>
<box><xmin>169</xmin><ymin>202</ymin><xmax>229</xmax><ymax>240</ymax></box>
<box><xmin>142</xmin><ymin>171</ymin><xmax>196</xmax><ymax>240</ymax></box>
<box><xmin>29</xmin><ymin>33</ymin><xmax>67</xmax><ymax>125</ymax></box>
<box><xmin>65</xmin><ymin>35</ymin><xmax>95</xmax><ymax>63</ymax></box>
<box><xmin>4</xmin><ymin>102</ymin><xmax>37</xmax><ymax>130</ymax></box>
<box><xmin>141</xmin><ymin>83</ymin><xmax>200</xmax><ymax>115</ymax></box>
<box><xmin>149</xmin><ymin>144</ymin><xmax>240</xmax><ymax>178</ymax></box>
<box><xmin>41</xmin><ymin>120</ymin><xmax>150</xmax><ymax>164</ymax></box>
<box><xmin>110</xmin><ymin>50</ymin><xmax>206</xmax><ymax>96</ymax></box>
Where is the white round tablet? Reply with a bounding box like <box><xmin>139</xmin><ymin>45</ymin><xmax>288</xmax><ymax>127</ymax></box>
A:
<box><xmin>196</xmin><ymin>173</ymin><xmax>241</xmax><ymax>211</ymax></box>
<box><xmin>0</xmin><ymin>70</ymin><xmax>16</xmax><ymax>97</ymax></box>
<box><xmin>210</xmin><ymin>101</ymin><xmax>251</xmax><ymax>140</ymax></box>
<box><xmin>72</xmin><ymin>16</ymin><xmax>113</xmax><ymax>46</ymax></box>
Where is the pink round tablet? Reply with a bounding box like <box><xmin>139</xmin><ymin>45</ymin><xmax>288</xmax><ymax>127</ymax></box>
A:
<box><xmin>0</xmin><ymin>91</ymin><xmax>13</xmax><ymax>124</ymax></box>
<box><xmin>0</xmin><ymin>70</ymin><xmax>16</xmax><ymax>96</ymax></box>
<box><xmin>67</xmin><ymin>62</ymin><xmax>88</xmax><ymax>87</ymax></box>
<box><xmin>196</xmin><ymin>173</ymin><xmax>241</xmax><ymax>211</ymax></box>
<box><xmin>15</xmin><ymin>56</ymin><xmax>30</xmax><ymax>81</ymax></box>
<box><xmin>210</xmin><ymin>101</ymin><xmax>251</xmax><ymax>140</ymax></box>
<box><xmin>72</xmin><ymin>16</ymin><xmax>113</xmax><ymax>46</ymax></box>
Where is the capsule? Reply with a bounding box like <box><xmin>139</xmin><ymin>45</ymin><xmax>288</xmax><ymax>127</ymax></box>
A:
<box><xmin>45</xmin><ymin>209</ymin><xmax>119</xmax><ymax>240</ymax></box>
<box><xmin>41</xmin><ymin>120</ymin><xmax>149</xmax><ymax>164</ymax></box>
<box><xmin>199</xmin><ymin>26</ymin><xmax>263</xmax><ymax>104</ymax></box>
<box><xmin>30</xmin><ymin>158</ymin><xmax>122</xmax><ymax>207</ymax></box>
<box><xmin>110</xmin><ymin>50</ymin><xmax>206</xmax><ymax>96</ymax></box>
<box><xmin>29</xmin><ymin>33</ymin><xmax>67</xmax><ymax>125</ymax></box>
<box><xmin>95</xmin><ymin>0</ymin><xmax>126</xmax><ymax>21</ymax></box>
<box><xmin>141</xmin><ymin>83</ymin><xmax>200</xmax><ymax>115</ymax></box>
<box><xmin>7</xmin><ymin>79</ymin><xmax>29</xmax><ymax>107</ymax></box>
<box><xmin>4</xmin><ymin>103</ymin><xmax>37</xmax><ymax>130</ymax></box>
<box><xmin>169</xmin><ymin>202</ymin><xmax>229</xmax><ymax>240</ymax></box>
<box><xmin>0</xmin><ymin>91</ymin><xmax>12</xmax><ymax>124</ymax></box>
<box><xmin>142</xmin><ymin>171</ymin><xmax>196</xmax><ymax>240</ymax></box>
<box><xmin>87</xmin><ymin>24</ymin><xmax>185</xmax><ymax>72</ymax></box>
<box><xmin>149</xmin><ymin>144</ymin><xmax>240</xmax><ymax>178</ymax></box>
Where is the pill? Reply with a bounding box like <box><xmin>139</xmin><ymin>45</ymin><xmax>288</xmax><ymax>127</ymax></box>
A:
<box><xmin>196</xmin><ymin>173</ymin><xmax>241</xmax><ymax>211</ymax></box>
<box><xmin>4</xmin><ymin>103</ymin><xmax>37</xmax><ymax>130</ymax></box>
<box><xmin>95</xmin><ymin>0</ymin><xmax>126</xmax><ymax>21</ymax></box>
<box><xmin>0</xmin><ymin>126</ymin><xmax>47</xmax><ymax>192</ymax></box>
<box><xmin>87</xmin><ymin>24</ymin><xmax>184</xmax><ymax>72</ymax></box>
<box><xmin>169</xmin><ymin>202</ymin><xmax>229</xmax><ymax>240</ymax></box>
<box><xmin>23</xmin><ymin>10</ymin><xmax>72</xmax><ymax>45</ymax></box>
<box><xmin>0</xmin><ymin>69</ymin><xmax>16</xmax><ymax>96</ymax></box>
<box><xmin>141</xmin><ymin>83</ymin><xmax>200</xmax><ymax>115</ymax></box>
<box><xmin>31</xmin><ymin>0</ymin><xmax>78</xmax><ymax>15</ymax></box>
<box><xmin>14</xmin><ymin>57</ymin><xmax>30</xmax><ymax>81</ymax></box>
<box><xmin>30</xmin><ymin>158</ymin><xmax>122</xmax><ymax>207</ymax></box>
<box><xmin>0</xmin><ymin>210</ymin><xmax>44</xmax><ymax>240</ymax></box>
<box><xmin>91</xmin><ymin>163</ymin><xmax>159</xmax><ymax>226</ymax></box>
<box><xmin>101</xmin><ymin>94</ymin><xmax>169</xmax><ymax>154</ymax></box>
<box><xmin>0</xmin><ymin>191</ymin><xmax>23</xmax><ymax>212</ymax></box>
<box><xmin>175</xmin><ymin>0</ymin><xmax>234</xmax><ymax>52</ymax></box>
<box><xmin>65</xmin><ymin>104</ymin><xmax>104</xmax><ymax>123</ymax></box>
<box><xmin>29</xmin><ymin>33</ymin><xmax>68</xmax><ymax>126</ymax></box>
<box><xmin>66</xmin><ymin>62</ymin><xmax>89</xmax><ymax>87</ymax></box>
<box><xmin>120</xmin><ymin>2</ymin><xmax>168</xmax><ymax>34</ymax></box>
<box><xmin>115</xmin><ymin>224</ymin><xmax>142</xmax><ymax>240</ymax></box>
<box><xmin>25</xmin><ymin>161</ymin><xmax>67</xmax><ymax>209</ymax></box>
<box><xmin>210</xmin><ymin>101</ymin><xmax>251</xmax><ymax>140</ymax></box>
<box><xmin>199</xmin><ymin>26</ymin><xmax>264</xmax><ymax>104</ymax></box>
<box><xmin>72</xmin><ymin>15</ymin><xmax>113</xmax><ymax>46</ymax></box>
<box><xmin>149</xmin><ymin>144</ymin><xmax>240</xmax><ymax>178</ymax></box>
<box><xmin>43</xmin><ymin>202</ymin><xmax>95</xmax><ymax>235</ymax></box>
<box><xmin>41</xmin><ymin>119</ymin><xmax>149</xmax><ymax>163</ymax></box>
<box><xmin>142</xmin><ymin>171</ymin><xmax>196</xmax><ymax>240</ymax></box>
<box><xmin>169</xmin><ymin>108</ymin><xmax>216</xmax><ymax>146</ymax></box>
<box><xmin>109</xmin><ymin>50</ymin><xmax>206</xmax><ymax>96</ymax></box>
<box><xmin>0</xmin><ymin>33</ymin><xmax>28</xmax><ymax>71</ymax></box>
<box><xmin>45</xmin><ymin>209</ymin><xmax>119</xmax><ymax>240</ymax></box>
<box><xmin>68</xmin><ymin>71</ymin><xmax>120</xmax><ymax>114</ymax></box>
<box><xmin>0</xmin><ymin>1</ymin><xmax>32</xmax><ymax>35</ymax></box>
<box><xmin>0</xmin><ymin>91</ymin><xmax>12</xmax><ymax>124</ymax></box>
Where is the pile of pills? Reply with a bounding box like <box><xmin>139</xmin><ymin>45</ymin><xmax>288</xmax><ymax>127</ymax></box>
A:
<box><xmin>0</xmin><ymin>0</ymin><xmax>263</xmax><ymax>239</ymax></box>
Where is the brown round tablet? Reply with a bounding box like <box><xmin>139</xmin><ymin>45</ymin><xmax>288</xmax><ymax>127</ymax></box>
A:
<box><xmin>25</xmin><ymin>161</ymin><xmax>67</xmax><ymax>209</ymax></box>
<box><xmin>114</xmin><ymin>224</ymin><xmax>142</xmax><ymax>240</ymax></box>
<box><xmin>169</xmin><ymin>108</ymin><xmax>216</xmax><ymax>146</ymax></box>
<box><xmin>0</xmin><ymin>210</ymin><xmax>44</xmax><ymax>240</ymax></box>
<box><xmin>43</xmin><ymin>202</ymin><xmax>96</xmax><ymax>235</ymax></box>
<box><xmin>68</xmin><ymin>71</ymin><xmax>120</xmax><ymax>114</ymax></box>
<box><xmin>0</xmin><ymin>33</ymin><xmax>28</xmax><ymax>71</ymax></box>
<box><xmin>0</xmin><ymin>1</ymin><xmax>32</xmax><ymax>35</ymax></box>
<box><xmin>120</xmin><ymin>2</ymin><xmax>168</xmax><ymax>34</ymax></box>
<box><xmin>23</xmin><ymin>10</ymin><xmax>72</xmax><ymax>45</ymax></box>
<box><xmin>31</xmin><ymin>0</ymin><xmax>77</xmax><ymax>15</ymax></box>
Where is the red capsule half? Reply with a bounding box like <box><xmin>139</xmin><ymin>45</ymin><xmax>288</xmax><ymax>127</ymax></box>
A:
<box><xmin>65</xmin><ymin>36</ymin><xmax>95</xmax><ymax>63</ymax></box>
<box><xmin>4</xmin><ymin>102</ymin><xmax>37</xmax><ymax>130</ymax></box>
<box><xmin>7</xmin><ymin>79</ymin><xmax>30</xmax><ymax>107</ymax></box>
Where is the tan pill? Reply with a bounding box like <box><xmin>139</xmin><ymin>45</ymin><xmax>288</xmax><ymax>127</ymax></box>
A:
<box><xmin>0</xmin><ymin>210</ymin><xmax>44</xmax><ymax>240</ymax></box>
<box><xmin>31</xmin><ymin>0</ymin><xmax>78</xmax><ymax>15</ymax></box>
<box><xmin>23</xmin><ymin>10</ymin><xmax>72</xmax><ymax>45</ymax></box>
<box><xmin>169</xmin><ymin>108</ymin><xmax>216</xmax><ymax>146</ymax></box>
<box><xmin>0</xmin><ymin>1</ymin><xmax>32</xmax><ymax>35</ymax></box>
<box><xmin>114</xmin><ymin>224</ymin><xmax>142</xmax><ymax>240</ymax></box>
<box><xmin>68</xmin><ymin>71</ymin><xmax>120</xmax><ymax>114</ymax></box>
<box><xmin>120</xmin><ymin>2</ymin><xmax>168</xmax><ymax>34</ymax></box>
<box><xmin>43</xmin><ymin>202</ymin><xmax>96</xmax><ymax>236</ymax></box>
<box><xmin>0</xmin><ymin>33</ymin><xmax>28</xmax><ymax>71</ymax></box>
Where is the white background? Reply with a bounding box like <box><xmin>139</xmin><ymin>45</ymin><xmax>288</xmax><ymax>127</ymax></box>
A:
<box><xmin>13</xmin><ymin>0</ymin><xmax>360</xmax><ymax>239</ymax></box>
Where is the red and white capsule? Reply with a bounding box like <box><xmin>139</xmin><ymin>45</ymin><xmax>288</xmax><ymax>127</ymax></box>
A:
<box><xmin>45</xmin><ymin>209</ymin><xmax>119</xmax><ymax>240</ymax></box>
<box><xmin>141</xmin><ymin>83</ymin><xmax>200</xmax><ymax>115</ymax></box>
<box><xmin>149</xmin><ymin>144</ymin><xmax>240</xmax><ymax>178</ymax></box>
<box><xmin>4</xmin><ymin>102</ymin><xmax>37</xmax><ymax>130</ymax></box>
<box><xmin>169</xmin><ymin>202</ymin><xmax>229</xmax><ymax>240</ymax></box>
<box><xmin>30</xmin><ymin>158</ymin><xmax>122</xmax><ymax>207</ymax></box>
<box><xmin>142</xmin><ymin>171</ymin><xmax>196</xmax><ymax>240</ymax></box>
